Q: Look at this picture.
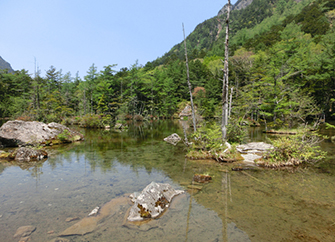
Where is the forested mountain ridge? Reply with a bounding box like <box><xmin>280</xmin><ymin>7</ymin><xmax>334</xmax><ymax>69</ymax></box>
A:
<box><xmin>1</xmin><ymin>0</ymin><xmax>335</xmax><ymax>127</ymax></box>
<box><xmin>148</xmin><ymin>0</ymin><xmax>328</xmax><ymax>67</ymax></box>
<box><xmin>149</xmin><ymin>0</ymin><xmax>282</xmax><ymax>66</ymax></box>
<box><xmin>218</xmin><ymin>0</ymin><xmax>254</xmax><ymax>16</ymax></box>
<box><xmin>0</xmin><ymin>56</ymin><xmax>14</xmax><ymax>73</ymax></box>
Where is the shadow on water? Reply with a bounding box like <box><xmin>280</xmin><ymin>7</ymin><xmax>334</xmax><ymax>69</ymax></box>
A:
<box><xmin>0</xmin><ymin>120</ymin><xmax>335</xmax><ymax>241</ymax></box>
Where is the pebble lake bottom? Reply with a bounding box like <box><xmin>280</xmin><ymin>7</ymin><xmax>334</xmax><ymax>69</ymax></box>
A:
<box><xmin>0</xmin><ymin>120</ymin><xmax>335</xmax><ymax>241</ymax></box>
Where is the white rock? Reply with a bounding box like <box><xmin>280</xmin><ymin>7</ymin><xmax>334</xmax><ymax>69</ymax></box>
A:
<box><xmin>88</xmin><ymin>206</ymin><xmax>99</xmax><ymax>216</ymax></box>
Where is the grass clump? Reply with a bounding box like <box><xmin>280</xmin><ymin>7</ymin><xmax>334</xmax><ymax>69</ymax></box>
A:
<box><xmin>186</xmin><ymin>121</ymin><xmax>247</xmax><ymax>162</ymax></box>
<box><xmin>257</xmin><ymin>132</ymin><xmax>326</xmax><ymax>167</ymax></box>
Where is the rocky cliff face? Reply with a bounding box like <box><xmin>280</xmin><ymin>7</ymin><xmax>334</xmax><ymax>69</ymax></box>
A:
<box><xmin>0</xmin><ymin>56</ymin><xmax>14</xmax><ymax>73</ymax></box>
<box><xmin>218</xmin><ymin>0</ymin><xmax>254</xmax><ymax>16</ymax></box>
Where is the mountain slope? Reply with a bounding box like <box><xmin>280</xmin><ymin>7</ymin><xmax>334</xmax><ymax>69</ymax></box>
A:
<box><xmin>218</xmin><ymin>0</ymin><xmax>254</xmax><ymax>16</ymax></box>
<box><xmin>147</xmin><ymin>0</ymin><xmax>325</xmax><ymax>68</ymax></box>
<box><xmin>0</xmin><ymin>56</ymin><xmax>14</xmax><ymax>73</ymax></box>
<box><xmin>148</xmin><ymin>0</ymin><xmax>279</xmax><ymax>66</ymax></box>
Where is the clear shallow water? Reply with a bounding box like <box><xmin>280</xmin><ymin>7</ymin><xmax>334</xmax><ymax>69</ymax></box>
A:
<box><xmin>0</xmin><ymin>121</ymin><xmax>335</xmax><ymax>242</ymax></box>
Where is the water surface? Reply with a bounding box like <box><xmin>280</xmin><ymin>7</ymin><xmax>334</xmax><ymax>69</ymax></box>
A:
<box><xmin>0</xmin><ymin>121</ymin><xmax>334</xmax><ymax>241</ymax></box>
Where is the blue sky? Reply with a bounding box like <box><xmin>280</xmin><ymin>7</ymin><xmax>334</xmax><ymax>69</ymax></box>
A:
<box><xmin>1</xmin><ymin>0</ymin><xmax>233</xmax><ymax>78</ymax></box>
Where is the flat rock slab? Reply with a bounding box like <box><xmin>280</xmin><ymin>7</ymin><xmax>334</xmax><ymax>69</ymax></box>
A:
<box><xmin>187</xmin><ymin>185</ymin><xmax>203</xmax><ymax>190</ymax></box>
<box><xmin>59</xmin><ymin>195</ymin><xmax>129</xmax><ymax>236</ymax></box>
<box><xmin>13</xmin><ymin>225</ymin><xmax>36</xmax><ymax>238</ymax></box>
<box><xmin>237</xmin><ymin>142</ymin><xmax>273</xmax><ymax>163</ymax></box>
<box><xmin>18</xmin><ymin>237</ymin><xmax>30</xmax><ymax>242</ymax></box>
<box><xmin>0</xmin><ymin>120</ymin><xmax>83</xmax><ymax>147</ymax></box>
<box><xmin>237</xmin><ymin>142</ymin><xmax>273</xmax><ymax>153</ymax></box>
<box><xmin>241</xmin><ymin>153</ymin><xmax>263</xmax><ymax>163</ymax></box>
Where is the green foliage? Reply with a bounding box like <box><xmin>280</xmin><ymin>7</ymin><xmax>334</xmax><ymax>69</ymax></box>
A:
<box><xmin>187</xmin><ymin>122</ymin><xmax>246</xmax><ymax>161</ymax></box>
<box><xmin>79</xmin><ymin>114</ymin><xmax>103</xmax><ymax>128</ymax></box>
<box><xmin>325</xmin><ymin>122</ymin><xmax>335</xmax><ymax>129</ymax></box>
<box><xmin>57</xmin><ymin>129</ymin><xmax>71</xmax><ymax>142</ymax></box>
<box><xmin>191</xmin><ymin>122</ymin><xmax>224</xmax><ymax>152</ymax></box>
<box><xmin>190</xmin><ymin>121</ymin><xmax>247</xmax><ymax>151</ymax></box>
<box><xmin>226</xmin><ymin>120</ymin><xmax>248</xmax><ymax>144</ymax></box>
<box><xmin>1</xmin><ymin>0</ymin><xmax>334</xmax><ymax>129</ymax></box>
<box><xmin>265</xmin><ymin>132</ymin><xmax>326</xmax><ymax>164</ymax></box>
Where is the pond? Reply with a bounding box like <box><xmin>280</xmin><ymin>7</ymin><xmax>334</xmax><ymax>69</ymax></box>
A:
<box><xmin>0</xmin><ymin>120</ymin><xmax>335</xmax><ymax>242</ymax></box>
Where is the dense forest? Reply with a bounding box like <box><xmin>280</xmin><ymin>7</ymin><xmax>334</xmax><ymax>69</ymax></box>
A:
<box><xmin>1</xmin><ymin>0</ymin><xmax>335</xmax><ymax>128</ymax></box>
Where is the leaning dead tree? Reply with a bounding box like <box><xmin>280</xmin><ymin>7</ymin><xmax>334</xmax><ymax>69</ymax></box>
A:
<box><xmin>222</xmin><ymin>0</ymin><xmax>231</xmax><ymax>141</ymax></box>
<box><xmin>183</xmin><ymin>23</ymin><xmax>197</xmax><ymax>133</ymax></box>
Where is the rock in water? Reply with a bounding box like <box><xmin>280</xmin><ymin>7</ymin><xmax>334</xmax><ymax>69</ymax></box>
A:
<box><xmin>49</xmin><ymin>238</ymin><xmax>70</xmax><ymax>242</ymax></box>
<box><xmin>127</xmin><ymin>182</ymin><xmax>184</xmax><ymax>221</ymax></box>
<box><xmin>193</xmin><ymin>174</ymin><xmax>212</xmax><ymax>183</ymax></box>
<box><xmin>59</xmin><ymin>195</ymin><xmax>129</xmax><ymax>236</ymax></box>
<box><xmin>65</xmin><ymin>217</ymin><xmax>79</xmax><ymax>222</ymax></box>
<box><xmin>236</xmin><ymin>142</ymin><xmax>274</xmax><ymax>163</ymax></box>
<box><xmin>88</xmin><ymin>207</ymin><xmax>99</xmax><ymax>216</ymax></box>
<box><xmin>13</xmin><ymin>225</ymin><xmax>36</xmax><ymax>238</ymax></box>
<box><xmin>236</xmin><ymin>142</ymin><xmax>274</xmax><ymax>153</ymax></box>
<box><xmin>12</xmin><ymin>147</ymin><xmax>48</xmax><ymax>161</ymax></box>
<box><xmin>0</xmin><ymin>120</ymin><xmax>83</xmax><ymax>147</ymax></box>
<box><xmin>163</xmin><ymin>133</ymin><xmax>181</xmax><ymax>146</ymax></box>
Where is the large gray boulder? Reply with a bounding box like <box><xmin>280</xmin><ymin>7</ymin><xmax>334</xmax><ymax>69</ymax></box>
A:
<box><xmin>127</xmin><ymin>182</ymin><xmax>184</xmax><ymax>221</ymax></box>
<box><xmin>0</xmin><ymin>120</ymin><xmax>84</xmax><ymax>147</ymax></box>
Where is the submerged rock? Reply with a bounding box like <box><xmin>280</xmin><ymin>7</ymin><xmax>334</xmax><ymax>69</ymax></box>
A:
<box><xmin>163</xmin><ymin>133</ymin><xmax>181</xmax><ymax>146</ymax></box>
<box><xmin>49</xmin><ymin>238</ymin><xmax>70</xmax><ymax>242</ymax></box>
<box><xmin>127</xmin><ymin>182</ymin><xmax>184</xmax><ymax>221</ymax></box>
<box><xmin>65</xmin><ymin>217</ymin><xmax>79</xmax><ymax>222</ymax></box>
<box><xmin>193</xmin><ymin>174</ymin><xmax>212</xmax><ymax>183</ymax></box>
<box><xmin>0</xmin><ymin>120</ymin><xmax>83</xmax><ymax>147</ymax></box>
<box><xmin>59</xmin><ymin>195</ymin><xmax>129</xmax><ymax>237</ymax></box>
<box><xmin>13</xmin><ymin>225</ymin><xmax>36</xmax><ymax>238</ymax></box>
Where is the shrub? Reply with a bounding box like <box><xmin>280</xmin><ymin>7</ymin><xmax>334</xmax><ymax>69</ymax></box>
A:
<box><xmin>262</xmin><ymin>132</ymin><xmax>326</xmax><ymax>166</ymax></box>
<box><xmin>187</xmin><ymin>122</ymin><xmax>246</xmax><ymax>161</ymax></box>
<box><xmin>191</xmin><ymin>122</ymin><xmax>224</xmax><ymax>152</ymax></box>
<box><xmin>57</xmin><ymin>129</ymin><xmax>71</xmax><ymax>142</ymax></box>
<box><xmin>226</xmin><ymin>120</ymin><xmax>248</xmax><ymax>144</ymax></box>
<box><xmin>79</xmin><ymin>114</ymin><xmax>103</xmax><ymax>128</ymax></box>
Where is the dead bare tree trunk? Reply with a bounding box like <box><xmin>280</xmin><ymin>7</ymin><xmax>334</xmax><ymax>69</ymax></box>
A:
<box><xmin>222</xmin><ymin>0</ymin><xmax>231</xmax><ymax>141</ymax></box>
<box><xmin>229</xmin><ymin>87</ymin><xmax>234</xmax><ymax>118</ymax></box>
<box><xmin>183</xmin><ymin>23</ymin><xmax>197</xmax><ymax>133</ymax></box>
